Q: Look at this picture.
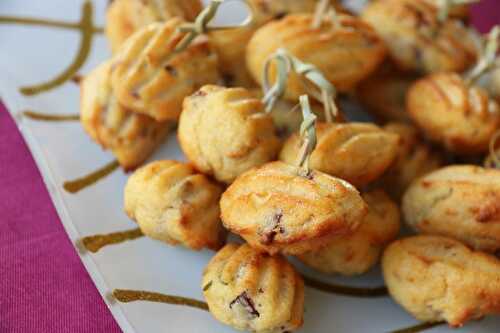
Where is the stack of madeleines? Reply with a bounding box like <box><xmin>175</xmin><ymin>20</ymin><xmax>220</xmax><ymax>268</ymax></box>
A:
<box><xmin>80</xmin><ymin>0</ymin><xmax>500</xmax><ymax>332</ymax></box>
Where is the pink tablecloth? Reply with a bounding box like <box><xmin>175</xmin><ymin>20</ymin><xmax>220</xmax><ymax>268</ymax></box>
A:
<box><xmin>0</xmin><ymin>3</ymin><xmax>499</xmax><ymax>332</ymax></box>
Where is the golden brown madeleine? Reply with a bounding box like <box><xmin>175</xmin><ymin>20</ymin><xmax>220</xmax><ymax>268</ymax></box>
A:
<box><xmin>383</xmin><ymin>235</ymin><xmax>500</xmax><ymax>327</ymax></box>
<box><xmin>402</xmin><ymin>165</ymin><xmax>500</xmax><ymax>252</ymax></box>
<box><xmin>110</xmin><ymin>19</ymin><xmax>220</xmax><ymax>121</ymax></box>
<box><xmin>362</xmin><ymin>0</ymin><xmax>479</xmax><ymax>73</ymax></box>
<box><xmin>356</xmin><ymin>70</ymin><xmax>415</xmax><ymax>123</ymax></box>
<box><xmin>105</xmin><ymin>0</ymin><xmax>202</xmax><ymax>53</ymax></box>
<box><xmin>280</xmin><ymin>122</ymin><xmax>399</xmax><ymax>187</ymax></box>
<box><xmin>208</xmin><ymin>27</ymin><xmax>257</xmax><ymax>88</ymax></box>
<box><xmin>202</xmin><ymin>243</ymin><xmax>304</xmax><ymax>333</ymax></box>
<box><xmin>80</xmin><ymin>61</ymin><xmax>171</xmax><ymax>171</ymax></box>
<box><xmin>124</xmin><ymin>160</ymin><xmax>226</xmax><ymax>251</ymax></box>
<box><xmin>246</xmin><ymin>13</ymin><xmax>386</xmax><ymax>97</ymax></box>
<box><xmin>377</xmin><ymin>122</ymin><xmax>443</xmax><ymax>201</ymax></box>
<box><xmin>407</xmin><ymin>72</ymin><xmax>500</xmax><ymax>154</ymax></box>
<box><xmin>220</xmin><ymin>161</ymin><xmax>368</xmax><ymax>255</ymax></box>
<box><xmin>178</xmin><ymin>85</ymin><xmax>281</xmax><ymax>184</ymax></box>
<box><xmin>298</xmin><ymin>190</ymin><xmax>400</xmax><ymax>276</ymax></box>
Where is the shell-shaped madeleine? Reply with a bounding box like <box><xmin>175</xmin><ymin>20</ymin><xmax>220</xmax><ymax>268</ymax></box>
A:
<box><xmin>110</xmin><ymin>19</ymin><xmax>220</xmax><ymax>121</ymax></box>
<box><xmin>80</xmin><ymin>61</ymin><xmax>171</xmax><ymax>171</ymax></box>
<box><xmin>402</xmin><ymin>165</ymin><xmax>500</xmax><ymax>252</ymax></box>
<box><xmin>105</xmin><ymin>0</ymin><xmax>202</xmax><ymax>53</ymax></box>
<box><xmin>383</xmin><ymin>235</ymin><xmax>500</xmax><ymax>327</ymax></box>
<box><xmin>220</xmin><ymin>161</ymin><xmax>368</xmax><ymax>255</ymax></box>
<box><xmin>356</xmin><ymin>70</ymin><xmax>415</xmax><ymax>123</ymax></box>
<box><xmin>280</xmin><ymin>122</ymin><xmax>399</xmax><ymax>187</ymax></box>
<box><xmin>246</xmin><ymin>13</ymin><xmax>386</xmax><ymax>97</ymax></box>
<box><xmin>178</xmin><ymin>85</ymin><xmax>281</xmax><ymax>184</ymax></box>
<box><xmin>202</xmin><ymin>243</ymin><xmax>304</xmax><ymax>333</ymax></box>
<box><xmin>298</xmin><ymin>190</ymin><xmax>400</xmax><ymax>276</ymax></box>
<box><xmin>361</xmin><ymin>0</ymin><xmax>479</xmax><ymax>73</ymax></box>
<box><xmin>407</xmin><ymin>73</ymin><xmax>500</xmax><ymax>154</ymax></box>
<box><xmin>377</xmin><ymin>122</ymin><xmax>443</xmax><ymax>201</ymax></box>
<box><xmin>124</xmin><ymin>160</ymin><xmax>226</xmax><ymax>250</ymax></box>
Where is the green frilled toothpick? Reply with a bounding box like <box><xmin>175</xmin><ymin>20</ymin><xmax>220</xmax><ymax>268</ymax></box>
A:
<box><xmin>465</xmin><ymin>25</ymin><xmax>499</xmax><ymax>84</ymax></box>
<box><xmin>437</xmin><ymin>0</ymin><xmax>479</xmax><ymax>23</ymax></box>
<box><xmin>296</xmin><ymin>95</ymin><xmax>318</xmax><ymax>175</ymax></box>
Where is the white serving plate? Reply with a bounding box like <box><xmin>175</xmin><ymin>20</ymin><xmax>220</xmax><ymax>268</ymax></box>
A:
<box><xmin>1</xmin><ymin>1</ymin><xmax>499</xmax><ymax>332</ymax></box>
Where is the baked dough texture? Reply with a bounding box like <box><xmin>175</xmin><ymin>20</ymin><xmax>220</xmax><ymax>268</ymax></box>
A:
<box><xmin>407</xmin><ymin>73</ymin><xmax>500</xmax><ymax>154</ymax></box>
<box><xmin>383</xmin><ymin>235</ymin><xmax>500</xmax><ymax>327</ymax></box>
<box><xmin>298</xmin><ymin>190</ymin><xmax>400</xmax><ymax>275</ymax></box>
<box><xmin>220</xmin><ymin>161</ymin><xmax>368</xmax><ymax>255</ymax></box>
<box><xmin>124</xmin><ymin>160</ymin><xmax>226</xmax><ymax>250</ymax></box>
<box><xmin>246</xmin><ymin>13</ymin><xmax>386</xmax><ymax>97</ymax></box>
<box><xmin>80</xmin><ymin>60</ymin><xmax>171</xmax><ymax>171</ymax></box>
<box><xmin>402</xmin><ymin>165</ymin><xmax>500</xmax><ymax>252</ymax></box>
<box><xmin>362</xmin><ymin>0</ymin><xmax>479</xmax><ymax>73</ymax></box>
<box><xmin>178</xmin><ymin>85</ymin><xmax>281</xmax><ymax>184</ymax></box>
<box><xmin>111</xmin><ymin>19</ymin><xmax>220</xmax><ymax>121</ymax></box>
<box><xmin>105</xmin><ymin>0</ymin><xmax>202</xmax><ymax>53</ymax></box>
<box><xmin>279</xmin><ymin>122</ymin><xmax>399</xmax><ymax>187</ymax></box>
<box><xmin>202</xmin><ymin>243</ymin><xmax>304</xmax><ymax>333</ymax></box>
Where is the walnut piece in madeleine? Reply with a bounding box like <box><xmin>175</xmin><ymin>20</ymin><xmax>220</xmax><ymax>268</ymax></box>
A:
<box><xmin>356</xmin><ymin>70</ymin><xmax>415</xmax><ymax>123</ymax></box>
<box><xmin>279</xmin><ymin>122</ymin><xmax>399</xmax><ymax>187</ymax></box>
<box><xmin>402</xmin><ymin>165</ymin><xmax>500</xmax><ymax>252</ymax></box>
<box><xmin>383</xmin><ymin>235</ymin><xmax>500</xmax><ymax>327</ymax></box>
<box><xmin>80</xmin><ymin>61</ymin><xmax>171</xmax><ymax>171</ymax></box>
<box><xmin>298</xmin><ymin>190</ymin><xmax>400</xmax><ymax>276</ymax></box>
<box><xmin>105</xmin><ymin>0</ymin><xmax>202</xmax><ymax>53</ymax></box>
<box><xmin>110</xmin><ymin>19</ymin><xmax>220</xmax><ymax>121</ymax></box>
<box><xmin>362</xmin><ymin>0</ymin><xmax>478</xmax><ymax>74</ymax></box>
<box><xmin>202</xmin><ymin>243</ymin><xmax>304</xmax><ymax>333</ymax></box>
<box><xmin>407</xmin><ymin>72</ymin><xmax>500</xmax><ymax>154</ymax></box>
<box><xmin>377</xmin><ymin>122</ymin><xmax>443</xmax><ymax>201</ymax></box>
<box><xmin>246</xmin><ymin>13</ymin><xmax>386</xmax><ymax>97</ymax></box>
<box><xmin>220</xmin><ymin>161</ymin><xmax>368</xmax><ymax>255</ymax></box>
<box><xmin>124</xmin><ymin>160</ymin><xmax>226</xmax><ymax>251</ymax></box>
<box><xmin>178</xmin><ymin>85</ymin><xmax>281</xmax><ymax>184</ymax></box>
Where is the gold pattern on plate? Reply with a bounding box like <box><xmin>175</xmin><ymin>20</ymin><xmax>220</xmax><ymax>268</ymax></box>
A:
<box><xmin>81</xmin><ymin>228</ymin><xmax>144</xmax><ymax>253</ymax></box>
<box><xmin>23</xmin><ymin>110</ymin><xmax>80</xmax><ymax>122</ymax></box>
<box><xmin>63</xmin><ymin>159</ymin><xmax>120</xmax><ymax>194</ymax></box>
<box><xmin>303</xmin><ymin>275</ymin><xmax>388</xmax><ymax>298</ymax></box>
<box><xmin>113</xmin><ymin>289</ymin><xmax>209</xmax><ymax>311</ymax></box>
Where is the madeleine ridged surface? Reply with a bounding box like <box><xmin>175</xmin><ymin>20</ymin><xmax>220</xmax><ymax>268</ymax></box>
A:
<box><xmin>407</xmin><ymin>73</ymin><xmax>500</xmax><ymax>154</ymax></box>
<box><xmin>110</xmin><ymin>19</ymin><xmax>220</xmax><ymax>121</ymax></box>
<box><xmin>220</xmin><ymin>161</ymin><xmax>368</xmax><ymax>255</ymax></box>
<box><xmin>202</xmin><ymin>243</ymin><xmax>304</xmax><ymax>333</ymax></box>
<box><xmin>178</xmin><ymin>85</ymin><xmax>281</xmax><ymax>184</ymax></box>
<box><xmin>383</xmin><ymin>235</ymin><xmax>500</xmax><ymax>327</ymax></box>
<box><xmin>298</xmin><ymin>190</ymin><xmax>400</xmax><ymax>276</ymax></box>
<box><xmin>280</xmin><ymin>122</ymin><xmax>399</xmax><ymax>187</ymax></box>
<box><xmin>356</xmin><ymin>71</ymin><xmax>414</xmax><ymax>123</ymax></box>
<box><xmin>105</xmin><ymin>0</ymin><xmax>202</xmax><ymax>53</ymax></box>
<box><xmin>124</xmin><ymin>160</ymin><xmax>226</xmax><ymax>251</ymax></box>
<box><xmin>362</xmin><ymin>0</ymin><xmax>478</xmax><ymax>73</ymax></box>
<box><xmin>402</xmin><ymin>165</ymin><xmax>500</xmax><ymax>252</ymax></box>
<box><xmin>377</xmin><ymin>122</ymin><xmax>443</xmax><ymax>201</ymax></box>
<box><xmin>80</xmin><ymin>61</ymin><xmax>171</xmax><ymax>171</ymax></box>
<box><xmin>247</xmin><ymin>13</ymin><xmax>386</xmax><ymax>96</ymax></box>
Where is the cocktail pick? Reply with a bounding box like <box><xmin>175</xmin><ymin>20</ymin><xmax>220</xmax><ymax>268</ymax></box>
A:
<box><xmin>465</xmin><ymin>25</ymin><xmax>499</xmax><ymax>84</ymax></box>
<box><xmin>437</xmin><ymin>0</ymin><xmax>480</xmax><ymax>23</ymax></box>
<box><xmin>175</xmin><ymin>0</ymin><xmax>253</xmax><ymax>52</ymax></box>
<box><xmin>485</xmin><ymin>130</ymin><xmax>500</xmax><ymax>169</ymax></box>
<box><xmin>296</xmin><ymin>95</ymin><xmax>318</xmax><ymax>175</ymax></box>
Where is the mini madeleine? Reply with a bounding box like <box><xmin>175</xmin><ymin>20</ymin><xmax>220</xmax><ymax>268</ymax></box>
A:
<box><xmin>124</xmin><ymin>160</ymin><xmax>226</xmax><ymax>251</ymax></box>
<box><xmin>280</xmin><ymin>122</ymin><xmax>399</xmax><ymax>187</ymax></box>
<box><xmin>362</xmin><ymin>0</ymin><xmax>479</xmax><ymax>73</ymax></box>
<box><xmin>220</xmin><ymin>161</ymin><xmax>368</xmax><ymax>255</ymax></box>
<box><xmin>407</xmin><ymin>72</ymin><xmax>500</xmax><ymax>154</ymax></box>
<box><xmin>202</xmin><ymin>243</ymin><xmax>304</xmax><ymax>333</ymax></box>
<box><xmin>80</xmin><ymin>61</ymin><xmax>171</xmax><ymax>171</ymax></box>
<box><xmin>402</xmin><ymin>165</ymin><xmax>500</xmax><ymax>252</ymax></box>
<box><xmin>110</xmin><ymin>19</ymin><xmax>220</xmax><ymax>121</ymax></box>
<box><xmin>383</xmin><ymin>235</ymin><xmax>500</xmax><ymax>327</ymax></box>
<box><xmin>178</xmin><ymin>85</ymin><xmax>281</xmax><ymax>184</ymax></box>
<box><xmin>247</xmin><ymin>13</ymin><xmax>386</xmax><ymax>98</ymax></box>
<box><xmin>298</xmin><ymin>190</ymin><xmax>400</xmax><ymax>276</ymax></box>
<box><xmin>377</xmin><ymin>122</ymin><xmax>443</xmax><ymax>201</ymax></box>
<box><xmin>105</xmin><ymin>0</ymin><xmax>202</xmax><ymax>53</ymax></box>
